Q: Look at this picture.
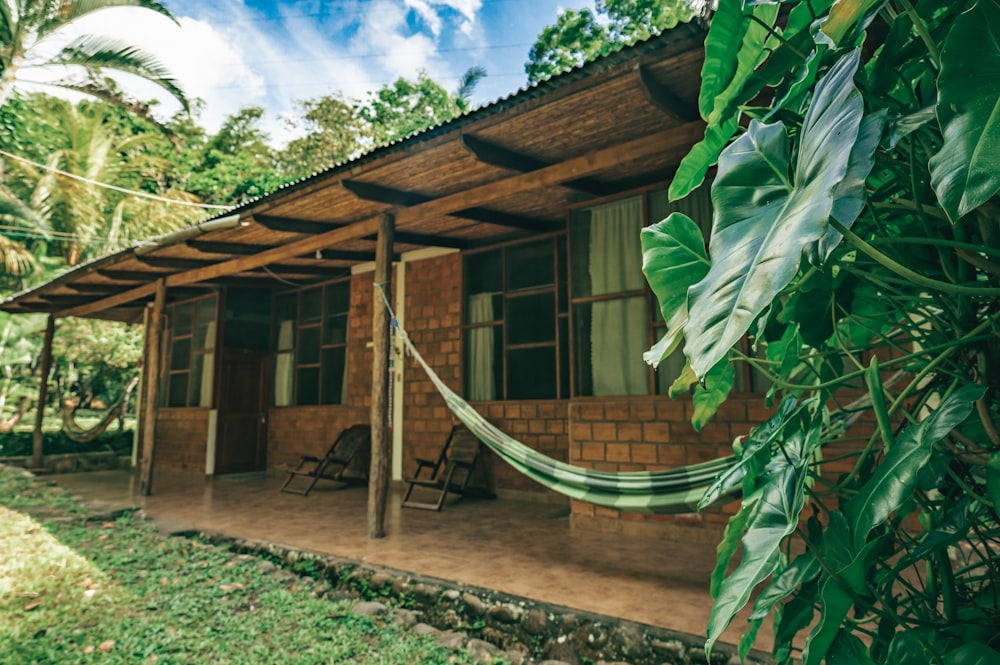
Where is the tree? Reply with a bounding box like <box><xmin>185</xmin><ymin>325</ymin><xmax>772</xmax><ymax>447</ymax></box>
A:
<box><xmin>526</xmin><ymin>0</ymin><xmax>697</xmax><ymax>84</ymax></box>
<box><xmin>278</xmin><ymin>69</ymin><xmax>484</xmax><ymax>180</ymax></box>
<box><xmin>643</xmin><ymin>2</ymin><xmax>1000</xmax><ymax>663</ymax></box>
<box><xmin>1</xmin><ymin>96</ymin><xmax>200</xmax><ymax>266</ymax></box>
<box><xmin>0</xmin><ymin>0</ymin><xmax>189</xmax><ymax>125</ymax></box>
<box><xmin>278</xmin><ymin>93</ymin><xmax>364</xmax><ymax>181</ymax></box>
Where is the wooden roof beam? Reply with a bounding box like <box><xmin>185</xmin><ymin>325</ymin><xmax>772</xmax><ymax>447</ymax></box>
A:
<box><xmin>460</xmin><ymin>134</ymin><xmax>613</xmax><ymax>197</ymax></box>
<box><xmin>135</xmin><ymin>256</ymin><xmax>214</xmax><ymax>270</ymax></box>
<box><xmin>57</xmin><ymin>218</ymin><xmax>381</xmax><ymax>318</ymax></box>
<box><xmin>395</xmin><ymin>122</ymin><xmax>704</xmax><ymax>225</ymax></box>
<box><xmin>392</xmin><ymin>231</ymin><xmax>469</xmax><ymax>249</ymax></box>
<box><xmin>97</xmin><ymin>270</ymin><xmax>164</xmax><ymax>282</ymax></box>
<box><xmin>188</xmin><ymin>239</ymin><xmax>388</xmax><ymax>262</ymax></box>
<box><xmin>343</xmin><ymin>179</ymin><xmax>561</xmax><ymax>233</ymax></box>
<box><xmin>637</xmin><ymin>65</ymin><xmax>698</xmax><ymax>122</ymax></box>
<box><xmin>253</xmin><ymin>215</ymin><xmax>337</xmax><ymax>234</ymax></box>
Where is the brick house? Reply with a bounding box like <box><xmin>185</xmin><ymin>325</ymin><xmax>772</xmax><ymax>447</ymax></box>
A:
<box><xmin>1</xmin><ymin>24</ymin><xmax>775</xmax><ymax>540</ymax></box>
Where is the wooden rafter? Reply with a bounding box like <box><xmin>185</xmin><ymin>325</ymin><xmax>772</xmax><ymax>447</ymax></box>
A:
<box><xmin>343</xmin><ymin>179</ymin><xmax>560</xmax><ymax>233</ymax></box>
<box><xmin>460</xmin><ymin>134</ymin><xmax>612</xmax><ymax>196</ymax></box>
<box><xmin>57</xmin><ymin>218</ymin><xmax>381</xmax><ymax>318</ymax></box>
<box><xmin>637</xmin><ymin>65</ymin><xmax>698</xmax><ymax>122</ymax></box>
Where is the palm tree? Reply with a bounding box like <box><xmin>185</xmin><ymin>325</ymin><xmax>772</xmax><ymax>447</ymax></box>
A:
<box><xmin>3</xmin><ymin>98</ymin><xmax>200</xmax><ymax>267</ymax></box>
<box><xmin>0</xmin><ymin>0</ymin><xmax>189</xmax><ymax>123</ymax></box>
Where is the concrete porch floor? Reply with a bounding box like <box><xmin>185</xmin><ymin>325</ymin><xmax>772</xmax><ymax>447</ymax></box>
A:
<box><xmin>51</xmin><ymin>470</ymin><xmax>772</xmax><ymax>652</ymax></box>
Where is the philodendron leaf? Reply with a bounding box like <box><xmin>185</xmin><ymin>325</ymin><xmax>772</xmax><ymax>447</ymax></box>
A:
<box><xmin>684</xmin><ymin>50</ymin><xmax>865</xmax><ymax>379</ymax></box>
<box><xmin>673</xmin><ymin>2</ymin><xmax>778</xmax><ymax>200</ymax></box>
<box><xmin>705</xmin><ymin>411</ymin><xmax>822</xmax><ymax>656</ymax></box>
<box><xmin>846</xmin><ymin>383</ymin><xmax>985</xmax><ymax>553</ymax></box>
<box><xmin>987</xmin><ymin>451</ymin><xmax>1000</xmax><ymax>511</ymax></box>
<box><xmin>640</xmin><ymin>213</ymin><xmax>710</xmax><ymax>368</ymax></box>
<box><xmin>929</xmin><ymin>0</ymin><xmax>1000</xmax><ymax>221</ymax></box>
<box><xmin>691</xmin><ymin>358</ymin><xmax>735</xmax><ymax>431</ymax></box>
<box><xmin>942</xmin><ymin>643</ymin><xmax>1000</xmax><ymax>665</ymax></box>
<box><xmin>698</xmin><ymin>396</ymin><xmax>802</xmax><ymax>510</ymax></box>
<box><xmin>814</xmin><ymin>110</ymin><xmax>886</xmax><ymax>261</ymax></box>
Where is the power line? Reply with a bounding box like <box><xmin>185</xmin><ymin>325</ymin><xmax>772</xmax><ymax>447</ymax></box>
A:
<box><xmin>0</xmin><ymin>150</ymin><xmax>232</xmax><ymax>211</ymax></box>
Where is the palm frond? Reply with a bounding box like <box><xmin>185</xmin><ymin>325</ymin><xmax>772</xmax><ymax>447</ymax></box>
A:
<box><xmin>37</xmin><ymin>0</ymin><xmax>178</xmax><ymax>38</ymax></box>
<box><xmin>0</xmin><ymin>231</ymin><xmax>37</xmax><ymax>275</ymax></box>
<box><xmin>0</xmin><ymin>194</ymin><xmax>50</xmax><ymax>234</ymax></box>
<box><xmin>49</xmin><ymin>34</ymin><xmax>189</xmax><ymax>111</ymax></box>
<box><xmin>455</xmin><ymin>65</ymin><xmax>487</xmax><ymax>101</ymax></box>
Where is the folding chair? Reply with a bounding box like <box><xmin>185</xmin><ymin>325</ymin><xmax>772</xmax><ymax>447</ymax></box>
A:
<box><xmin>402</xmin><ymin>424</ymin><xmax>494</xmax><ymax>511</ymax></box>
<box><xmin>280</xmin><ymin>424</ymin><xmax>371</xmax><ymax>496</ymax></box>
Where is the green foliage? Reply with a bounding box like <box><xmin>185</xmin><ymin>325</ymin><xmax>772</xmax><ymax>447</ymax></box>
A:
<box><xmin>644</xmin><ymin>1</ymin><xmax>1000</xmax><ymax>662</ymax></box>
<box><xmin>0</xmin><ymin>429</ymin><xmax>134</xmax><ymax>457</ymax></box>
<box><xmin>0</xmin><ymin>0</ymin><xmax>188</xmax><ymax>129</ymax></box>
<box><xmin>525</xmin><ymin>0</ymin><xmax>697</xmax><ymax>84</ymax></box>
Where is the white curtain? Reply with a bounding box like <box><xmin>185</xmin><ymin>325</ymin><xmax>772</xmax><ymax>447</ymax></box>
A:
<box><xmin>467</xmin><ymin>293</ymin><xmax>496</xmax><ymax>401</ymax></box>
<box><xmin>274</xmin><ymin>320</ymin><xmax>295</xmax><ymax>406</ymax></box>
<box><xmin>589</xmin><ymin>197</ymin><xmax>649</xmax><ymax>396</ymax></box>
<box><xmin>198</xmin><ymin>321</ymin><xmax>216</xmax><ymax>407</ymax></box>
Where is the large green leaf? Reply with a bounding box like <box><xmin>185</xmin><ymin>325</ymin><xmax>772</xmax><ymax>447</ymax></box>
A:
<box><xmin>827</xmin><ymin>630</ymin><xmax>875</xmax><ymax>665</ymax></box>
<box><xmin>845</xmin><ymin>383</ymin><xmax>985</xmax><ymax>553</ymax></box>
<box><xmin>929</xmin><ymin>0</ymin><xmax>1000</xmax><ymax>221</ymax></box>
<box><xmin>815</xmin><ymin>110</ymin><xmax>886</xmax><ymax>261</ymax></box>
<box><xmin>705</xmin><ymin>411</ymin><xmax>823</xmax><ymax>656</ymax></box>
<box><xmin>684</xmin><ymin>50</ymin><xmax>865</xmax><ymax>379</ymax></box>
<box><xmin>987</xmin><ymin>451</ymin><xmax>1000</xmax><ymax>511</ymax></box>
<box><xmin>691</xmin><ymin>357</ymin><xmax>734</xmax><ymax>431</ymax></box>
<box><xmin>942</xmin><ymin>643</ymin><xmax>1000</xmax><ymax>665</ymax></box>
<box><xmin>640</xmin><ymin>212</ymin><xmax>710</xmax><ymax>368</ymax></box>
<box><xmin>667</xmin><ymin>114</ymin><xmax>739</xmax><ymax>201</ymax></box>
<box><xmin>698</xmin><ymin>396</ymin><xmax>803</xmax><ymax>510</ymax></box>
<box><xmin>673</xmin><ymin>2</ymin><xmax>778</xmax><ymax>201</ymax></box>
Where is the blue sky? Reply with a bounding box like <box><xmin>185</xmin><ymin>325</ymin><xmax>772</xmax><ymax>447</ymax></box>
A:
<box><xmin>66</xmin><ymin>0</ymin><xmax>596</xmax><ymax>145</ymax></box>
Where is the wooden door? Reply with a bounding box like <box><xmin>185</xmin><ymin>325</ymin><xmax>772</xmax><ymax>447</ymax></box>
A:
<box><xmin>215</xmin><ymin>350</ymin><xmax>268</xmax><ymax>475</ymax></box>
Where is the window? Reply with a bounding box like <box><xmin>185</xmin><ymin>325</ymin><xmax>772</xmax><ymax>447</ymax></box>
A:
<box><xmin>273</xmin><ymin>280</ymin><xmax>350</xmax><ymax>406</ymax></box>
<box><xmin>571</xmin><ymin>196</ymin><xmax>651</xmax><ymax>396</ymax></box>
<box><xmin>162</xmin><ymin>295</ymin><xmax>217</xmax><ymax>407</ymax></box>
<box><xmin>462</xmin><ymin>236</ymin><xmax>568</xmax><ymax>400</ymax></box>
<box><xmin>461</xmin><ymin>185</ymin><xmax>730</xmax><ymax>399</ymax></box>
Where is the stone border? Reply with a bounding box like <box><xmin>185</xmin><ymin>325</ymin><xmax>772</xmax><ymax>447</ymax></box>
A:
<box><xmin>192</xmin><ymin>531</ymin><xmax>771</xmax><ymax>665</ymax></box>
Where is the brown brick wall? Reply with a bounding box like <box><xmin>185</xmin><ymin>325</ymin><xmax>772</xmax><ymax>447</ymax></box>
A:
<box><xmin>267</xmin><ymin>405</ymin><xmax>369</xmax><ymax>473</ymax></box>
<box><xmin>154</xmin><ymin>408</ymin><xmax>210</xmax><ymax>473</ymax></box>
<box><xmin>567</xmin><ymin>396</ymin><xmax>773</xmax><ymax>537</ymax></box>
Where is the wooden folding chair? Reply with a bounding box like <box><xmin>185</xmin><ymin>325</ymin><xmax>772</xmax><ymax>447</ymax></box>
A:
<box><xmin>402</xmin><ymin>425</ymin><xmax>494</xmax><ymax>511</ymax></box>
<box><xmin>280</xmin><ymin>424</ymin><xmax>371</xmax><ymax>496</ymax></box>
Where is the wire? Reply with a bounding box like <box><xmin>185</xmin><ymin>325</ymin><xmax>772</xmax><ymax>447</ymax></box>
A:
<box><xmin>0</xmin><ymin>150</ymin><xmax>233</xmax><ymax>211</ymax></box>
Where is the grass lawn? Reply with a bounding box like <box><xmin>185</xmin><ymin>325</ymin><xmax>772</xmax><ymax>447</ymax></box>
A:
<box><xmin>0</xmin><ymin>466</ymin><xmax>485</xmax><ymax>664</ymax></box>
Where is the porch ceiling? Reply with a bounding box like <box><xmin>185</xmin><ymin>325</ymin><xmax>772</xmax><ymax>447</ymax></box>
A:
<box><xmin>0</xmin><ymin>24</ymin><xmax>707</xmax><ymax>323</ymax></box>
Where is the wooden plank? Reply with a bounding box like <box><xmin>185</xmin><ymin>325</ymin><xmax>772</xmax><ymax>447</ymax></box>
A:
<box><xmin>166</xmin><ymin>217</ymin><xmax>381</xmax><ymax>288</ymax></box>
<box><xmin>31</xmin><ymin>315</ymin><xmax>56</xmax><ymax>469</ymax></box>
<box><xmin>396</xmin><ymin>123</ymin><xmax>703</xmax><ymax>224</ymax></box>
<box><xmin>57</xmin><ymin>219</ymin><xmax>379</xmax><ymax>318</ymax></box>
<box><xmin>138</xmin><ymin>280</ymin><xmax>165</xmax><ymax>496</ymax></box>
<box><xmin>368</xmin><ymin>212</ymin><xmax>395</xmax><ymax>539</ymax></box>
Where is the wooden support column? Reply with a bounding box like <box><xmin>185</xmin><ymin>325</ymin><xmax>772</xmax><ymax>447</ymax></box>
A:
<box><xmin>368</xmin><ymin>212</ymin><xmax>395</xmax><ymax>539</ymax></box>
<box><xmin>31</xmin><ymin>315</ymin><xmax>56</xmax><ymax>470</ymax></box>
<box><xmin>138</xmin><ymin>279</ymin><xmax>166</xmax><ymax>496</ymax></box>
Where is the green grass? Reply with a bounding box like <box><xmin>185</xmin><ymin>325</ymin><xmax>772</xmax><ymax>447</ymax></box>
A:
<box><xmin>0</xmin><ymin>466</ymin><xmax>487</xmax><ymax>664</ymax></box>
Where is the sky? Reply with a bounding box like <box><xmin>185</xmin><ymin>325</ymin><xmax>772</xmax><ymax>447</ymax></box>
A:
<box><xmin>61</xmin><ymin>0</ymin><xmax>597</xmax><ymax>146</ymax></box>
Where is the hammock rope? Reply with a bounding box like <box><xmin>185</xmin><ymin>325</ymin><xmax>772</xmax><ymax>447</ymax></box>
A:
<box><xmin>375</xmin><ymin>283</ymin><xmax>737</xmax><ymax>514</ymax></box>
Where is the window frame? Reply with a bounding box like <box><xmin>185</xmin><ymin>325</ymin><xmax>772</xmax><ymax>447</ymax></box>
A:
<box><xmin>461</xmin><ymin>233</ymin><xmax>569</xmax><ymax>401</ymax></box>
<box><xmin>272</xmin><ymin>277</ymin><xmax>351</xmax><ymax>406</ymax></box>
<box><xmin>161</xmin><ymin>293</ymin><xmax>218</xmax><ymax>408</ymax></box>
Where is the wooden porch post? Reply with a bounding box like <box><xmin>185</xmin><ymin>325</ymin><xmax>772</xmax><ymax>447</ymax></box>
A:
<box><xmin>138</xmin><ymin>279</ymin><xmax>166</xmax><ymax>496</ymax></box>
<box><xmin>31</xmin><ymin>315</ymin><xmax>56</xmax><ymax>470</ymax></box>
<box><xmin>368</xmin><ymin>212</ymin><xmax>395</xmax><ymax>539</ymax></box>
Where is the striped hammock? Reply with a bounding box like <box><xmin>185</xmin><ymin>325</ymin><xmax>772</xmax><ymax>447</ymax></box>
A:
<box><xmin>378</xmin><ymin>286</ymin><xmax>738</xmax><ymax>514</ymax></box>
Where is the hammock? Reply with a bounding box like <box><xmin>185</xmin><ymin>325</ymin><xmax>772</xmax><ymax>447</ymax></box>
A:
<box><xmin>61</xmin><ymin>375</ymin><xmax>139</xmax><ymax>443</ymax></box>
<box><xmin>376</xmin><ymin>285</ymin><xmax>738</xmax><ymax>514</ymax></box>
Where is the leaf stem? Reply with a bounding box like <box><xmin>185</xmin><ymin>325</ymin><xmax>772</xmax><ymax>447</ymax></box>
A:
<box><xmin>831</xmin><ymin>220</ymin><xmax>1000</xmax><ymax>296</ymax></box>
